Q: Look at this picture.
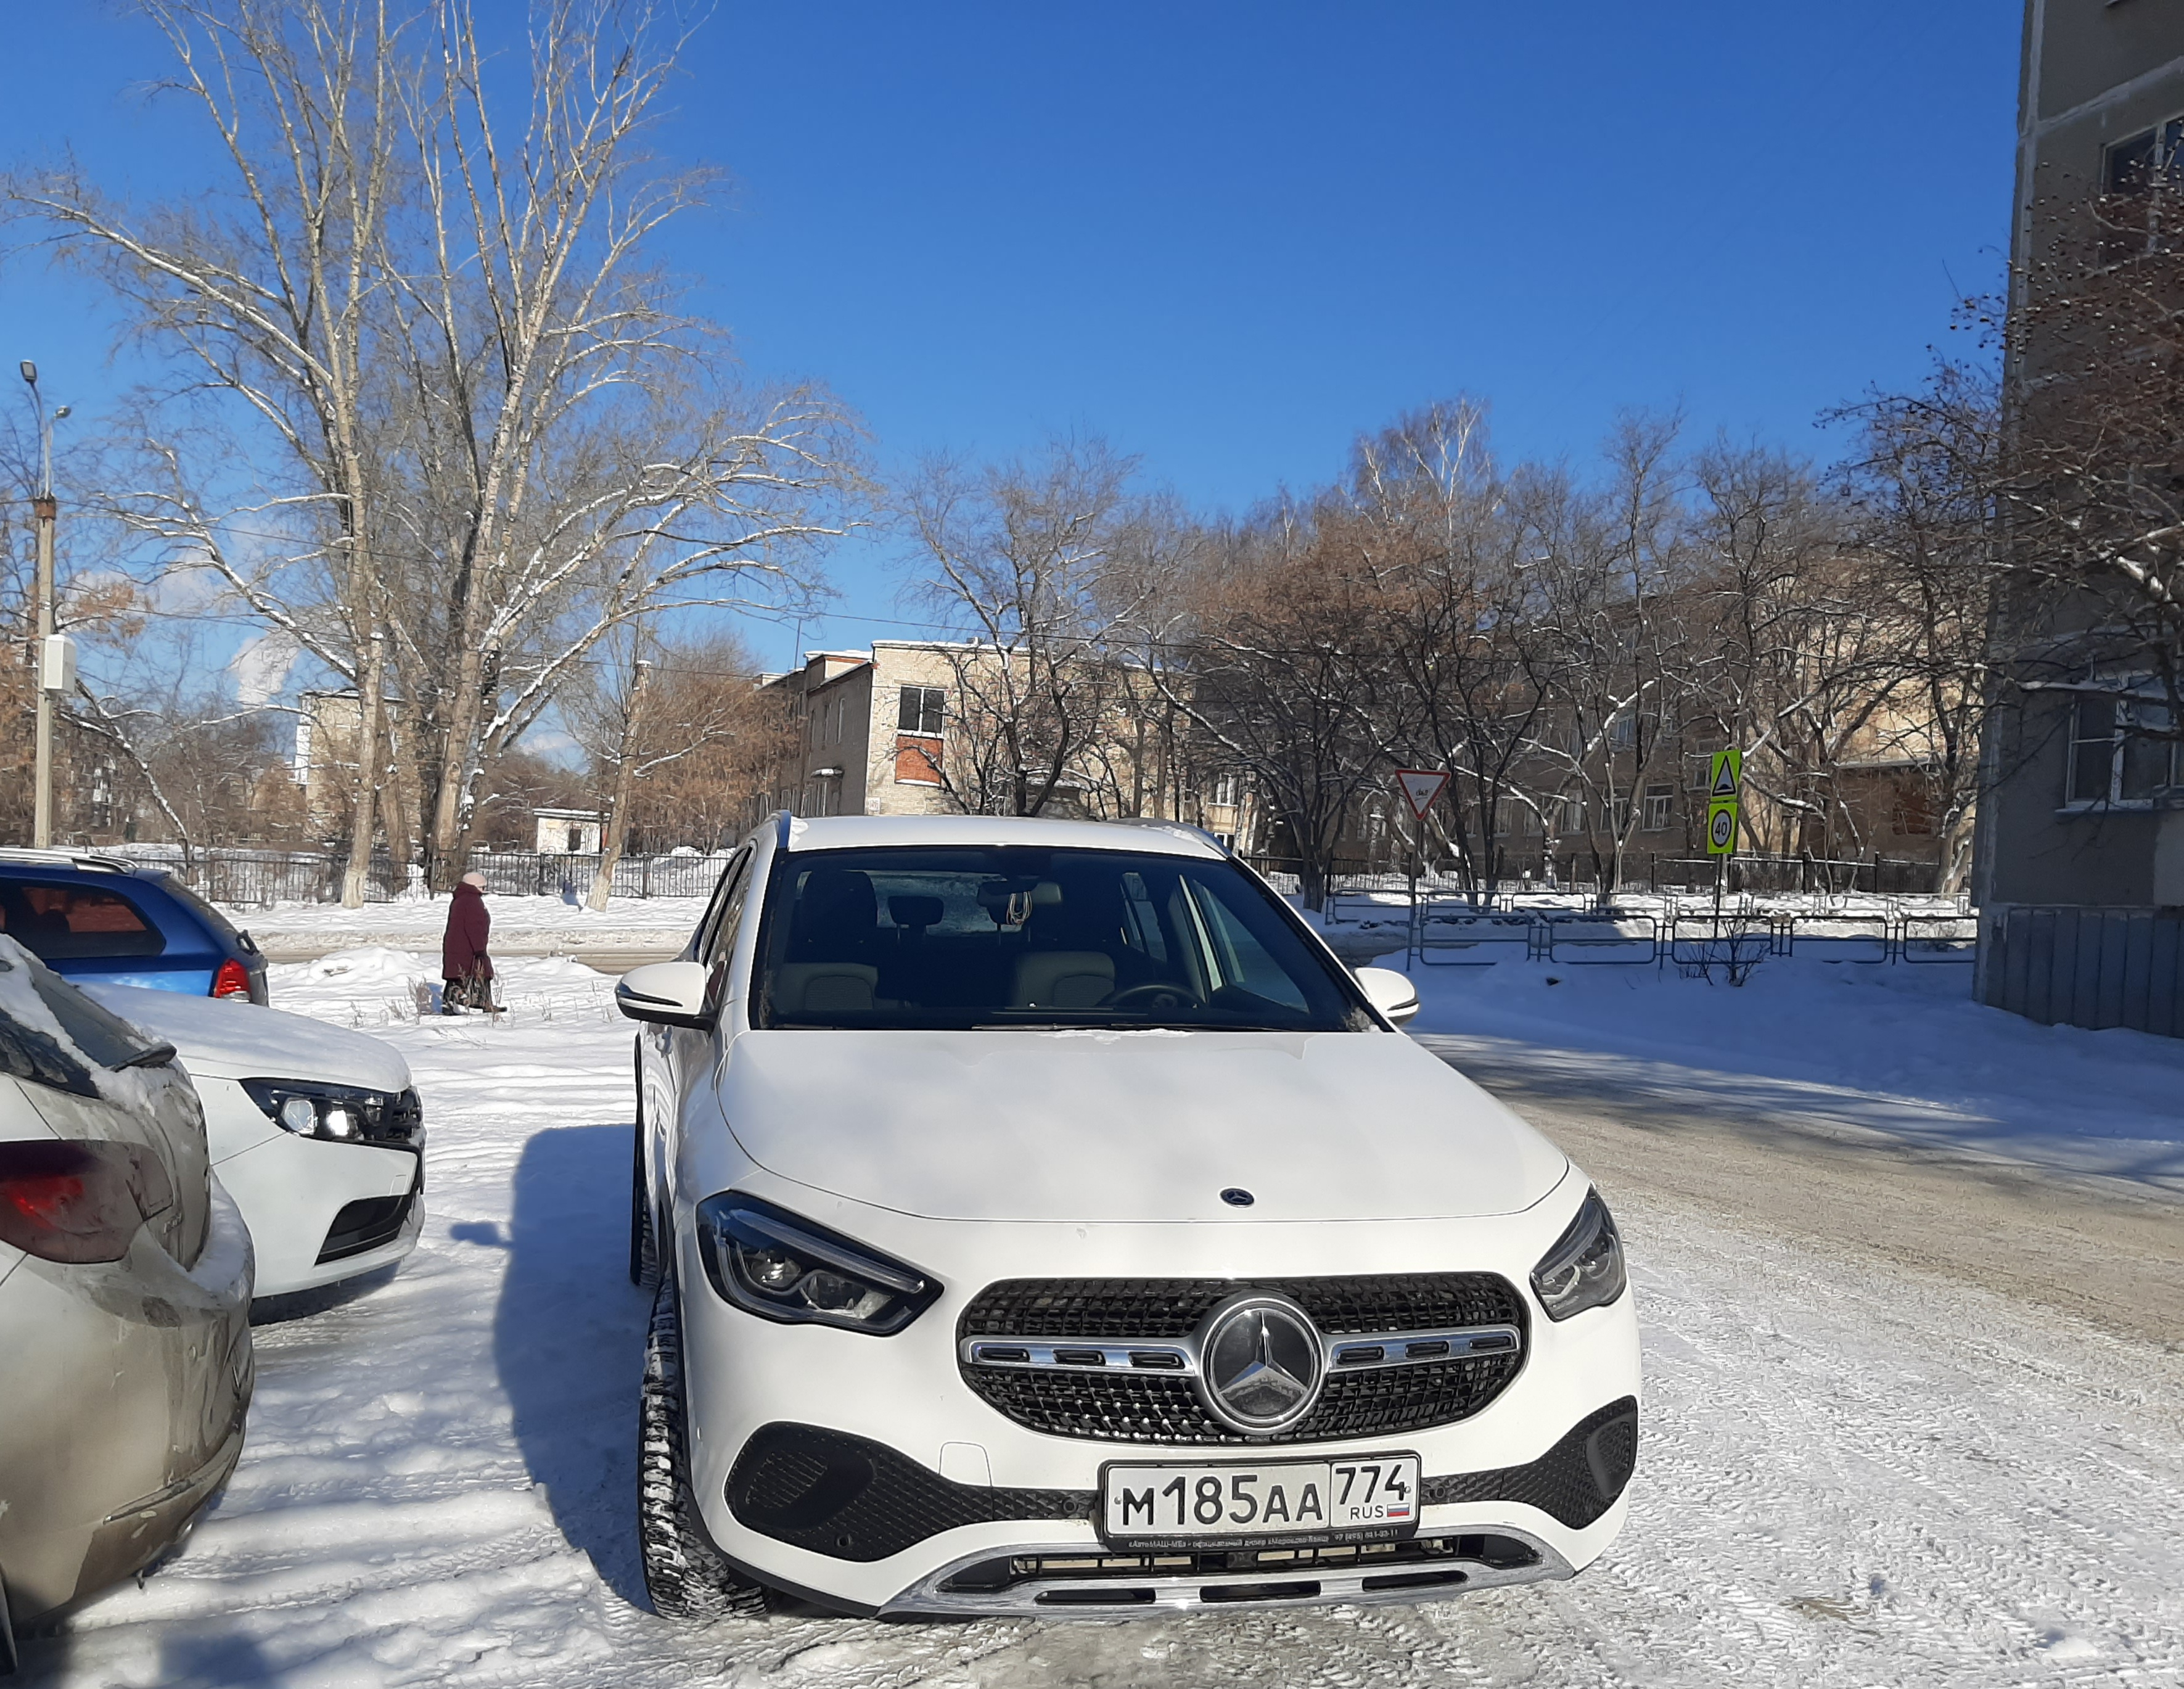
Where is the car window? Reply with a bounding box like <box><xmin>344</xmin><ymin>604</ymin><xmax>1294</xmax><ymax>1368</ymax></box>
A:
<box><xmin>750</xmin><ymin>845</ymin><xmax>1369</xmax><ymax>1032</ymax></box>
<box><xmin>154</xmin><ymin>874</ymin><xmax>243</xmax><ymax>944</ymax></box>
<box><xmin>0</xmin><ymin>943</ymin><xmax>172</xmax><ymax>1097</ymax></box>
<box><xmin>0</xmin><ymin>879</ymin><xmax>169</xmax><ymax>961</ymax></box>
<box><xmin>704</xmin><ymin>851</ymin><xmax>755</xmax><ymax>967</ymax></box>
<box><xmin>692</xmin><ymin>849</ymin><xmax>752</xmax><ymax>963</ymax></box>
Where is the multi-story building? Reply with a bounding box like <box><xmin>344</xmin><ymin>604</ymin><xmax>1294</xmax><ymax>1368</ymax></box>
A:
<box><xmin>1973</xmin><ymin>0</ymin><xmax>2184</xmax><ymax>1033</ymax></box>
<box><xmin>754</xmin><ymin>645</ymin><xmax>966</xmax><ymax>820</ymax></box>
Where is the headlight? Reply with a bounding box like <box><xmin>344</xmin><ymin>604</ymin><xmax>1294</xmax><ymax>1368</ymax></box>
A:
<box><xmin>1530</xmin><ymin>1188</ymin><xmax>1627</xmax><ymax>1320</ymax></box>
<box><xmin>241</xmin><ymin>1080</ymin><xmax>424</xmax><ymax>1149</ymax></box>
<box><xmin>695</xmin><ymin>1193</ymin><xmax>940</xmax><ymax>1334</ymax></box>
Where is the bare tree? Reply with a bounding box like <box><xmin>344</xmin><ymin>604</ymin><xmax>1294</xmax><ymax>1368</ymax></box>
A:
<box><xmin>903</xmin><ymin>440</ymin><xmax>1151</xmax><ymax>815</ymax></box>
<box><xmin>12</xmin><ymin>0</ymin><xmax>860</xmax><ymax>889</ymax></box>
<box><xmin>1827</xmin><ymin>353</ymin><xmax>2002</xmax><ymax>887</ymax></box>
<box><xmin>1522</xmin><ymin>416</ymin><xmax>1703</xmax><ymax>896</ymax></box>
<box><xmin>1348</xmin><ymin>401</ymin><xmax>1558</xmax><ymax>890</ymax></box>
<box><xmin>1157</xmin><ymin>504</ymin><xmax>1415</xmax><ymax>910</ymax></box>
<box><xmin>567</xmin><ymin>633</ymin><xmax>793</xmax><ymax>857</ymax></box>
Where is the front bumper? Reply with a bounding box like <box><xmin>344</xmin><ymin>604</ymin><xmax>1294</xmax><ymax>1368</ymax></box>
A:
<box><xmin>201</xmin><ymin>1082</ymin><xmax>423</xmax><ymax>1299</ymax></box>
<box><xmin>673</xmin><ymin>1181</ymin><xmax>1642</xmax><ymax>1616</ymax></box>
<box><xmin>710</xmin><ymin>1401</ymin><xmax>1635</xmax><ymax>1615</ymax></box>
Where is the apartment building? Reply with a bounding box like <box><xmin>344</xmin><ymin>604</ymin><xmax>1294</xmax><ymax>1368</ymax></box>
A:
<box><xmin>1974</xmin><ymin>0</ymin><xmax>2184</xmax><ymax>1032</ymax></box>
<box><xmin>755</xmin><ymin>644</ymin><xmax>965</xmax><ymax>819</ymax></box>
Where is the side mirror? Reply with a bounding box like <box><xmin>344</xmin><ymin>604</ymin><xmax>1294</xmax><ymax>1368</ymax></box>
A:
<box><xmin>615</xmin><ymin>960</ymin><xmax>715</xmax><ymax>1030</ymax></box>
<box><xmin>1352</xmin><ymin>966</ymin><xmax>1420</xmax><ymax>1026</ymax></box>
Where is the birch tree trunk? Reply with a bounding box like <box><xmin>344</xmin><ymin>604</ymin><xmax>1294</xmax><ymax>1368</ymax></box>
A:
<box><xmin>588</xmin><ymin>659</ymin><xmax>651</xmax><ymax>912</ymax></box>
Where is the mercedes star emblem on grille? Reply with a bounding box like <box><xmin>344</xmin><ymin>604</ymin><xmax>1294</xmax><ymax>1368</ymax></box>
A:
<box><xmin>1196</xmin><ymin>1294</ymin><xmax>1326</xmax><ymax>1434</ymax></box>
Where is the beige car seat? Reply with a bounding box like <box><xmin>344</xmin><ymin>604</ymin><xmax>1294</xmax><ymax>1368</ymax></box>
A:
<box><xmin>771</xmin><ymin>963</ymin><xmax>880</xmax><ymax>1014</ymax></box>
<box><xmin>1011</xmin><ymin>950</ymin><xmax>1115</xmax><ymax>1009</ymax></box>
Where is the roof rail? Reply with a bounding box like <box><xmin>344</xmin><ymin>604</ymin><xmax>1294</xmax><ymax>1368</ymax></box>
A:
<box><xmin>0</xmin><ymin>847</ymin><xmax>135</xmax><ymax>874</ymax></box>
<box><xmin>773</xmin><ymin>809</ymin><xmax>794</xmax><ymax>851</ymax></box>
<box><xmin>1108</xmin><ymin>818</ymin><xmax>1231</xmax><ymax>857</ymax></box>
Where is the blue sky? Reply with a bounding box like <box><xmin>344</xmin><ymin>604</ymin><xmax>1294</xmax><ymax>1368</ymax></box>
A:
<box><xmin>1</xmin><ymin>1</ymin><xmax>2019</xmax><ymax>674</ymax></box>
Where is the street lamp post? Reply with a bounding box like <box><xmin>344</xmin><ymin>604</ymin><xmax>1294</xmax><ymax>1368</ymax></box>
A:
<box><xmin>19</xmin><ymin>362</ymin><xmax>70</xmax><ymax>850</ymax></box>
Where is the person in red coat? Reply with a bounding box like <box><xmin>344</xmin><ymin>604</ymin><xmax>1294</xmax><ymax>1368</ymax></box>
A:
<box><xmin>441</xmin><ymin>871</ymin><xmax>498</xmax><ymax>1013</ymax></box>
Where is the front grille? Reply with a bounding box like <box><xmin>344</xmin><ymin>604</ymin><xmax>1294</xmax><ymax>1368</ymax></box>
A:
<box><xmin>959</xmin><ymin>1275</ymin><xmax>1527</xmax><ymax>1445</ymax></box>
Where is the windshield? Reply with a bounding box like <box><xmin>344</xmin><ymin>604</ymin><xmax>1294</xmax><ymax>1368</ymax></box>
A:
<box><xmin>751</xmin><ymin>845</ymin><xmax>1370</xmax><ymax>1032</ymax></box>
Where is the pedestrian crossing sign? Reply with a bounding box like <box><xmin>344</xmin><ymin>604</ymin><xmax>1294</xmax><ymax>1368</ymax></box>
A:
<box><xmin>1709</xmin><ymin>749</ymin><xmax>1742</xmax><ymax>797</ymax></box>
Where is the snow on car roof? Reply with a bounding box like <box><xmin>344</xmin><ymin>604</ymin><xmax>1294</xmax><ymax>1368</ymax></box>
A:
<box><xmin>779</xmin><ymin>814</ymin><xmax>1227</xmax><ymax>858</ymax></box>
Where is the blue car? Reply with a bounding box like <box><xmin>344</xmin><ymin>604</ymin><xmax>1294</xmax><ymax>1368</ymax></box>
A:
<box><xmin>0</xmin><ymin>850</ymin><xmax>269</xmax><ymax>1005</ymax></box>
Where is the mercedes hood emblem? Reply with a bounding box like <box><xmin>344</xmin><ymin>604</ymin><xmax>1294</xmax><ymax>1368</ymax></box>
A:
<box><xmin>1196</xmin><ymin>1293</ymin><xmax>1326</xmax><ymax>1434</ymax></box>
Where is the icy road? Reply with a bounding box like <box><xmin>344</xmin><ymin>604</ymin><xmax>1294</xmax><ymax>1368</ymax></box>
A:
<box><xmin>17</xmin><ymin>950</ymin><xmax>2184</xmax><ymax>1687</ymax></box>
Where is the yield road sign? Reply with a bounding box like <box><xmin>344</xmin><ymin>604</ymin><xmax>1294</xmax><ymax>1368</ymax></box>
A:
<box><xmin>1709</xmin><ymin>748</ymin><xmax>1743</xmax><ymax>797</ymax></box>
<box><xmin>1706</xmin><ymin>799</ymin><xmax>1739</xmax><ymax>855</ymax></box>
<box><xmin>1395</xmin><ymin>769</ymin><xmax>1449</xmax><ymax>820</ymax></box>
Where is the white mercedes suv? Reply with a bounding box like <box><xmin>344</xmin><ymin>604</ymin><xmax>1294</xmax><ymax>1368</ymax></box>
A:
<box><xmin>617</xmin><ymin>814</ymin><xmax>1638</xmax><ymax>1619</ymax></box>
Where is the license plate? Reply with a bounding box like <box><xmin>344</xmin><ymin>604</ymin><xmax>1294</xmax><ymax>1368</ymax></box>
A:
<box><xmin>1099</xmin><ymin>1453</ymin><xmax>1421</xmax><ymax>1549</ymax></box>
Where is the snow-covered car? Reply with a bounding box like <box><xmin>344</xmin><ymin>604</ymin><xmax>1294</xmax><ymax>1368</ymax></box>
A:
<box><xmin>81</xmin><ymin>983</ymin><xmax>424</xmax><ymax>1301</ymax></box>
<box><xmin>0</xmin><ymin>940</ymin><xmax>253</xmax><ymax>1659</ymax></box>
<box><xmin>616</xmin><ymin>814</ymin><xmax>1640</xmax><ymax>1619</ymax></box>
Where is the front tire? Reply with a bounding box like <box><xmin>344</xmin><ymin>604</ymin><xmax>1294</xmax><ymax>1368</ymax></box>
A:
<box><xmin>638</xmin><ymin>1276</ymin><xmax>767</xmax><ymax>1619</ymax></box>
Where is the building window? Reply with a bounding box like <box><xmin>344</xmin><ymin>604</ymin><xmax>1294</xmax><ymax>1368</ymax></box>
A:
<box><xmin>2102</xmin><ymin>116</ymin><xmax>2184</xmax><ymax>259</ymax></box>
<box><xmin>898</xmin><ymin>686</ymin><xmax>946</xmax><ymax>735</ymax></box>
<box><xmin>2106</xmin><ymin>117</ymin><xmax>2184</xmax><ymax>195</ymax></box>
<box><xmin>1641</xmin><ymin>783</ymin><xmax>1673</xmax><ymax>832</ymax></box>
<box><xmin>2068</xmin><ymin>694</ymin><xmax>2178</xmax><ymax>806</ymax></box>
<box><xmin>1891</xmin><ymin>779</ymin><xmax>1936</xmax><ymax>837</ymax></box>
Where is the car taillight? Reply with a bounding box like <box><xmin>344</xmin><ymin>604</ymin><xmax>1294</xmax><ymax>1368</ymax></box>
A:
<box><xmin>0</xmin><ymin>1139</ymin><xmax>170</xmax><ymax>1264</ymax></box>
<box><xmin>212</xmin><ymin>958</ymin><xmax>253</xmax><ymax>1000</ymax></box>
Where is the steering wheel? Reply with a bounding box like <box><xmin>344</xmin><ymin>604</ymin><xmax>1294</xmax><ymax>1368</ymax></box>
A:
<box><xmin>1106</xmin><ymin>981</ymin><xmax>1204</xmax><ymax>1011</ymax></box>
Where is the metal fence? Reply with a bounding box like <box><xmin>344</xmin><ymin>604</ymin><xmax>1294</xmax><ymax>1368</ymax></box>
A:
<box><xmin>1979</xmin><ymin>904</ymin><xmax>2184</xmax><ymax>1035</ymax></box>
<box><xmin>104</xmin><ymin>845</ymin><xmax>730</xmax><ymax>908</ymax></box>
<box><xmin>1250</xmin><ymin>850</ymin><xmax>1950</xmax><ymax>908</ymax></box>
<box><xmin>1405</xmin><ymin>902</ymin><xmax>1977</xmax><ymax>971</ymax></box>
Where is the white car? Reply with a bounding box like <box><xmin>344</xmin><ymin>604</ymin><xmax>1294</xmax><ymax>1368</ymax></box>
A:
<box><xmin>82</xmin><ymin>984</ymin><xmax>424</xmax><ymax>1301</ymax></box>
<box><xmin>617</xmin><ymin>815</ymin><xmax>1640</xmax><ymax>1619</ymax></box>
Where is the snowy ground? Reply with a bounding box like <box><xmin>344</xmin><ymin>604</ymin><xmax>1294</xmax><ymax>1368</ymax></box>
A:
<box><xmin>1386</xmin><ymin>946</ymin><xmax>2184</xmax><ymax>1191</ymax></box>
<box><xmin>17</xmin><ymin>949</ymin><xmax>2183</xmax><ymax>1687</ymax></box>
<box><xmin>226</xmin><ymin>897</ymin><xmax>712</xmax><ymax>939</ymax></box>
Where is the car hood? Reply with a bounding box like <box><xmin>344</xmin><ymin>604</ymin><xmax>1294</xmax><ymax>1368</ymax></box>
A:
<box><xmin>83</xmin><ymin>982</ymin><xmax>413</xmax><ymax>1093</ymax></box>
<box><xmin>718</xmin><ymin>1029</ymin><xmax>1568</xmax><ymax>1223</ymax></box>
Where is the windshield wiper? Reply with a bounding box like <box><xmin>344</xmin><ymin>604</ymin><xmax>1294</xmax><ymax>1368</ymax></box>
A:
<box><xmin>117</xmin><ymin>1041</ymin><xmax>178</xmax><ymax>1070</ymax></box>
